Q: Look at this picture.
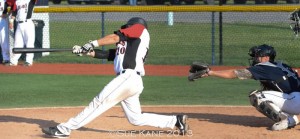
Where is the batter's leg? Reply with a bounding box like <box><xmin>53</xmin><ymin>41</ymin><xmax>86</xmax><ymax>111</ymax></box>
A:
<box><xmin>121</xmin><ymin>93</ymin><xmax>177</xmax><ymax>129</ymax></box>
<box><xmin>57</xmin><ymin>73</ymin><xmax>141</xmax><ymax>135</ymax></box>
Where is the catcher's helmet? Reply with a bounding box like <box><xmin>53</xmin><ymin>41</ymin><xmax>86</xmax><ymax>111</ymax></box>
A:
<box><xmin>248</xmin><ymin>44</ymin><xmax>276</xmax><ymax>66</ymax></box>
<box><xmin>121</xmin><ymin>17</ymin><xmax>148</xmax><ymax>29</ymax></box>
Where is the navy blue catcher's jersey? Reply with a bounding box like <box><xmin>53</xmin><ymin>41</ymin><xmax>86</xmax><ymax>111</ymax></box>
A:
<box><xmin>247</xmin><ymin>62</ymin><xmax>300</xmax><ymax>94</ymax></box>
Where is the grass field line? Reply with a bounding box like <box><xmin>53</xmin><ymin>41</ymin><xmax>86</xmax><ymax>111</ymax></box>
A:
<box><xmin>0</xmin><ymin>105</ymin><xmax>252</xmax><ymax>111</ymax></box>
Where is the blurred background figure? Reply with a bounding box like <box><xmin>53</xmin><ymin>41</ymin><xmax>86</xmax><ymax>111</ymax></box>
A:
<box><xmin>0</xmin><ymin>0</ymin><xmax>11</xmax><ymax>66</ymax></box>
<box><xmin>129</xmin><ymin>0</ymin><xmax>137</xmax><ymax>5</ymax></box>
<box><xmin>8</xmin><ymin>0</ymin><xmax>37</xmax><ymax>66</ymax></box>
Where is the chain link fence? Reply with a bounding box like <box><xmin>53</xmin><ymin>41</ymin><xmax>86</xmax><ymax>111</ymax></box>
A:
<box><xmin>32</xmin><ymin>6</ymin><xmax>300</xmax><ymax>66</ymax></box>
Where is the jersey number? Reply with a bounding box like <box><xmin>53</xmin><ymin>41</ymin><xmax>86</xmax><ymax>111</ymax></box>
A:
<box><xmin>116</xmin><ymin>47</ymin><xmax>126</xmax><ymax>55</ymax></box>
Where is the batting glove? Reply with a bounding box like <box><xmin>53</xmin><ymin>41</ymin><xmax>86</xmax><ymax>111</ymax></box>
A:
<box><xmin>72</xmin><ymin>45</ymin><xmax>83</xmax><ymax>55</ymax></box>
<box><xmin>82</xmin><ymin>43</ymin><xmax>93</xmax><ymax>53</ymax></box>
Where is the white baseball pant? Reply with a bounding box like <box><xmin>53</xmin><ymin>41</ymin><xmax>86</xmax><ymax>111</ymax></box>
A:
<box><xmin>261</xmin><ymin>91</ymin><xmax>300</xmax><ymax>115</ymax></box>
<box><xmin>57</xmin><ymin>69</ymin><xmax>177</xmax><ymax>135</ymax></box>
<box><xmin>10</xmin><ymin>19</ymin><xmax>35</xmax><ymax>65</ymax></box>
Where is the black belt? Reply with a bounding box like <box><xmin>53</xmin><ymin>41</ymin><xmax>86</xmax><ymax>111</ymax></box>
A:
<box><xmin>17</xmin><ymin>20</ymin><xmax>28</xmax><ymax>23</ymax></box>
<box><xmin>117</xmin><ymin>70</ymin><xmax>140</xmax><ymax>76</ymax></box>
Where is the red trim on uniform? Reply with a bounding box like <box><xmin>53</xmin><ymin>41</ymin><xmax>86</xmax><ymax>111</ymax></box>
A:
<box><xmin>7</xmin><ymin>0</ymin><xmax>16</xmax><ymax>11</ymax></box>
<box><xmin>120</xmin><ymin>24</ymin><xmax>145</xmax><ymax>39</ymax></box>
<box><xmin>6</xmin><ymin>0</ymin><xmax>15</xmax><ymax>7</ymax></box>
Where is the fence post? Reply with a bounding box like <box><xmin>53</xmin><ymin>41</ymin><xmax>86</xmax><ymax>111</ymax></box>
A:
<box><xmin>211</xmin><ymin>12</ymin><xmax>215</xmax><ymax>65</ymax></box>
<box><xmin>167</xmin><ymin>12</ymin><xmax>174</xmax><ymax>26</ymax></box>
<box><xmin>101</xmin><ymin>12</ymin><xmax>106</xmax><ymax>64</ymax></box>
<box><xmin>219</xmin><ymin>1</ymin><xmax>223</xmax><ymax>65</ymax></box>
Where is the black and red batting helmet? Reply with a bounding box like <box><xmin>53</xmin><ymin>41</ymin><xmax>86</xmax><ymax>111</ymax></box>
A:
<box><xmin>121</xmin><ymin>17</ymin><xmax>148</xmax><ymax>29</ymax></box>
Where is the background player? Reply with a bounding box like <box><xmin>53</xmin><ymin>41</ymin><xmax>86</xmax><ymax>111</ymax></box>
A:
<box><xmin>42</xmin><ymin>17</ymin><xmax>189</xmax><ymax>138</ymax></box>
<box><xmin>8</xmin><ymin>0</ymin><xmax>36</xmax><ymax>66</ymax></box>
<box><xmin>189</xmin><ymin>44</ymin><xmax>300</xmax><ymax>131</ymax></box>
<box><xmin>0</xmin><ymin>0</ymin><xmax>10</xmax><ymax>65</ymax></box>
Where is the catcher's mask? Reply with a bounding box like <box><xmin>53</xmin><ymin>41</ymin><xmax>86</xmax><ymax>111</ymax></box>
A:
<box><xmin>248</xmin><ymin>44</ymin><xmax>276</xmax><ymax>66</ymax></box>
<box><xmin>121</xmin><ymin>17</ymin><xmax>148</xmax><ymax>29</ymax></box>
<box><xmin>289</xmin><ymin>9</ymin><xmax>300</xmax><ymax>37</ymax></box>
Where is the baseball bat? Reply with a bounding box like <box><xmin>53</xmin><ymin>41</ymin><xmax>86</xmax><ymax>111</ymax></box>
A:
<box><xmin>13</xmin><ymin>48</ymin><xmax>72</xmax><ymax>53</ymax></box>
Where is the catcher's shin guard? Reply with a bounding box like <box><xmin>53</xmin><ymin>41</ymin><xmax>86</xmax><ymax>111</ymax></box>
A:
<box><xmin>259</xmin><ymin>101</ymin><xmax>288</xmax><ymax>122</ymax></box>
<box><xmin>249</xmin><ymin>90</ymin><xmax>261</xmax><ymax>108</ymax></box>
<box><xmin>249</xmin><ymin>90</ymin><xmax>287</xmax><ymax>122</ymax></box>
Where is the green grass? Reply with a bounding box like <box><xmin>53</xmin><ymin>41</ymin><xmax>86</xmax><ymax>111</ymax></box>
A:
<box><xmin>0</xmin><ymin>73</ymin><xmax>259</xmax><ymax>108</ymax></box>
<box><xmin>33</xmin><ymin>21</ymin><xmax>300</xmax><ymax>66</ymax></box>
<box><xmin>4</xmin><ymin>15</ymin><xmax>297</xmax><ymax>108</ymax></box>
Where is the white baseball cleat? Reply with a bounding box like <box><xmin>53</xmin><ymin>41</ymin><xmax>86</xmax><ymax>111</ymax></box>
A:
<box><xmin>42</xmin><ymin>126</ymin><xmax>69</xmax><ymax>138</ymax></box>
<box><xmin>9</xmin><ymin>62</ymin><xmax>17</xmax><ymax>66</ymax></box>
<box><xmin>175</xmin><ymin>115</ymin><xmax>189</xmax><ymax>135</ymax></box>
<box><xmin>271</xmin><ymin>115</ymin><xmax>299</xmax><ymax>131</ymax></box>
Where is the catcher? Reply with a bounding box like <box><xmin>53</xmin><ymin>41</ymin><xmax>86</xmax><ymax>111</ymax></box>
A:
<box><xmin>188</xmin><ymin>44</ymin><xmax>300</xmax><ymax>131</ymax></box>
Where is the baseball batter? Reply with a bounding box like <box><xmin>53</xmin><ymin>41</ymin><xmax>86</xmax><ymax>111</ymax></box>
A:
<box><xmin>42</xmin><ymin>17</ymin><xmax>189</xmax><ymax>138</ymax></box>
<box><xmin>189</xmin><ymin>44</ymin><xmax>300</xmax><ymax>131</ymax></box>
<box><xmin>0</xmin><ymin>0</ymin><xmax>10</xmax><ymax>65</ymax></box>
<box><xmin>8</xmin><ymin>0</ymin><xmax>36</xmax><ymax>66</ymax></box>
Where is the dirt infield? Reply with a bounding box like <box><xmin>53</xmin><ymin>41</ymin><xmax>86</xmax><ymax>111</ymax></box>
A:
<box><xmin>0</xmin><ymin>63</ymin><xmax>247</xmax><ymax>76</ymax></box>
<box><xmin>1</xmin><ymin>64</ymin><xmax>300</xmax><ymax>139</ymax></box>
<box><xmin>1</xmin><ymin>106</ymin><xmax>300</xmax><ymax>139</ymax></box>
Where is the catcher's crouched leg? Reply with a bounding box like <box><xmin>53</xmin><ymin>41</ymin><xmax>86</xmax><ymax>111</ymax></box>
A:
<box><xmin>249</xmin><ymin>90</ymin><xmax>287</xmax><ymax>122</ymax></box>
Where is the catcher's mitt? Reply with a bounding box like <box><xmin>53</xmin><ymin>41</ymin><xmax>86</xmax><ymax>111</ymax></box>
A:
<box><xmin>188</xmin><ymin>62</ymin><xmax>210</xmax><ymax>81</ymax></box>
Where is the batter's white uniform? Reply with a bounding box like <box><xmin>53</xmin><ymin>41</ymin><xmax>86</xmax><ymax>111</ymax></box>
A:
<box><xmin>10</xmin><ymin>0</ymin><xmax>35</xmax><ymax>65</ymax></box>
<box><xmin>0</xmin><ymin>0</ymin><xmax>9</xmax><ymax>62</ymax></box>
<box><xmin>57</xmin><ymin>24</ymin><xmax>177</xmax><ymax>135</ymax></box>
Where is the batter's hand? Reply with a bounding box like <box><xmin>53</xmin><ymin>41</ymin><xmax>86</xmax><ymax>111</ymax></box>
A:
<box><xmin>72</xmin><ymin>45</ymin><xmax>83</xmax><ymax>56</ymax></box>
<box><xmin>82</xmin><ymin>42</ymin><xmax>94</xmax><ymax>53</ymax></box>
